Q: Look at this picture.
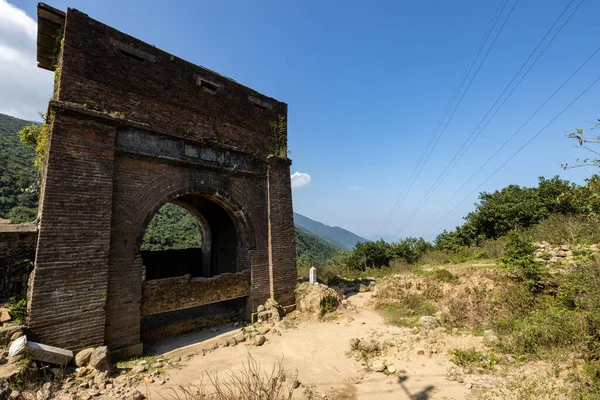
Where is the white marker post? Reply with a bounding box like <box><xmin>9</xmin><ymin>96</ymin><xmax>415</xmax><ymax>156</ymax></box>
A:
<box><xmin>309</xmin><ymin>267</ymin><xmax>317</xmax><ymax>284</ymax></box>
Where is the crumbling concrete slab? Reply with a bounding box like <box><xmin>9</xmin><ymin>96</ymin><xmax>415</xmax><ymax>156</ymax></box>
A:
<box><xmin>9</xmin><ymin>336</ymin><xmax>73</xmax><ymax>366</ymax></box>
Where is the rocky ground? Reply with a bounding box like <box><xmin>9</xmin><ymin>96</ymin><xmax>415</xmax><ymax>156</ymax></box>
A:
<box><xmin>0</xmin><ymin>272</ymin><xmax>581</xmax><ymax>400</ymax></box>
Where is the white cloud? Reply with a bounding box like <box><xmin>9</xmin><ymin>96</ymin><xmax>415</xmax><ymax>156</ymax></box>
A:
<box><xmin>350</xmin><ymin>185</ymin><xmax>363</xmax><ymax>191</ymax></box>
<box><xmin>291</xmin><ymin>171</ymin><xmax>311</xmax><ymax>189</ymax></box>
<box><xmin>0</xmin><ymin>0</ymin><xmax>53</xmax><ymax>121</ymax></box>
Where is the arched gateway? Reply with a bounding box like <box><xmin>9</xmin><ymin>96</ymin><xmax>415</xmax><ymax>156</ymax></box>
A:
<box><xmin>28</xmin><ymin>4</ymin><xmax>297</xmax><ymax>357</ymax></box>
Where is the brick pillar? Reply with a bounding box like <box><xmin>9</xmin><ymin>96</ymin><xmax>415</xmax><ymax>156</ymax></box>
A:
<box><xmin>267</xmin><ymin>156</ymin><xmax>297</xmax><ymax>307</ymax></box>
<box><xmin>28</xmin><ymin>112</ymin><xmax>115</xmax><ymax>351</ymax></box>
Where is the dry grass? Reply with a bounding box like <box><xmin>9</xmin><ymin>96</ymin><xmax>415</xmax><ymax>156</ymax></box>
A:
<box><xmin>152</xmin><ymin>355</ymin><xmax>297</xmax><ymax>400</ymax></box>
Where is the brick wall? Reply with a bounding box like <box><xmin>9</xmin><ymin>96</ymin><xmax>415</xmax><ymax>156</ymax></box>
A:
<box><xmin>30</xmin><ymin>5</ymin><xmax>296</xmax><ymax>353</ymax></box>
<box><xmin>58</xmin><ymin>8</ymin><xmax>286</xmax><ymax>158</ymax></box>
<box><xmin>0</xmin><ymin>225</ymin><xmax>37</xmax><ymax>301</ymax></box>
<box><xmin>267</xmin><ymin>157</ymin><xmax>298</xmax><ymax>307</ymax></box>
<box><xmin>28</xmin><ymin>113</ymin><xmax>116</xmax><ymax>351</ymax></box>
<box><xmin>141</xmin><ymin>271</ymin><xmax>250</xmax><ymax>316</ymax></box>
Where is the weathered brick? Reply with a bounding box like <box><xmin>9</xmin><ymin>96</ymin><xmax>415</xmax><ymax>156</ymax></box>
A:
<box><xmin>28</xmin><ymin>4</ymin><xmax>297</xmax><ymax>353</ymax></box>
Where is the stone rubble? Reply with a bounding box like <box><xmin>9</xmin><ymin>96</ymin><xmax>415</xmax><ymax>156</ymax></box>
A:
<box><xmin>534</xmin><ymin>241</ymin><xmax>600</xmax><ymax>264</ymax></box>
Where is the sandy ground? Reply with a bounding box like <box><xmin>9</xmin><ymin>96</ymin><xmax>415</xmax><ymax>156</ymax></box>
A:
<box><xmin>139</xmin><ymin>291</ymin><xmax>474</xmax><ymax>400</ymax></box>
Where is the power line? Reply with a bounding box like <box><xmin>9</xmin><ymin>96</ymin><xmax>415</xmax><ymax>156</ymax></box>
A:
<box><xmin>421</xmin><ymin>74</ymin><xmax>600</xmax><ymax>238</ymax></box>
<box><xmin>413</xmin><ymin>43</ymin><xmax>599</xmax><ymax>237</ymax></box>
<box><xmin>394</xmin><ymin>0</ymin><xmax>583</xmax><ymax>237</ymax></box>
<box><xmin>379</xmin><ymin>0</ymin><xmax>516</xmax><ymax>235</ymax></box>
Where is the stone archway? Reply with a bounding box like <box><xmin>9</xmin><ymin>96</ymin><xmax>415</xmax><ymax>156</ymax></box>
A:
<box><xmin>28</xmin><ymin>4</ymin><xmax>297</xmax><ymax>356</ymax></box>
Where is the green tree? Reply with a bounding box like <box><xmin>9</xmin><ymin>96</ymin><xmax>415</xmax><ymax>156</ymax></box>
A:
<box><xmin>388</xmin><ymin>237</ymin><xmax>432</xmax><ymax>263</ymax></box>
<box><xmin>141</xmin><ymin>203</ymin><xmax>202</xmax><ymax>251</ymax></box>
<box><xmin>467</xmin><ymin>185</ymin><xmax>548</xmax><ymax>240</ymax></box>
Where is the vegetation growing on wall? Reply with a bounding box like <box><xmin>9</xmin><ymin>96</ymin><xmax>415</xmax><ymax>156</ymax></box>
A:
<box><xmin>270</xmin><ymin>115</ymin><xmax>288</xmax><ymax>158</ymax></box>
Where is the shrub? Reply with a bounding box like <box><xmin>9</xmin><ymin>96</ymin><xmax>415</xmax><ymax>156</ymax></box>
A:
<box><xmin>500</xmin><ymin>307</ymin><xmax>584</xmax><ymax>355</ymax></box>
<box><xmin>9</xmin><ymin>297</ymin><xmax>27</xmax><ymax>324</ymax></box>
<box><xmin>319</xmin><ymin>294</ymin><xmax>339</xmax><ymax>317</ymax></box>
<box><xmin>450</xmin><ymin>349</ymin><xmax>500</xmax><ymax>372</ymax></box>
<box><xmin>499</xmin><ymin>231</ymin><xmax>545</xmax><ymax>293</ymax></box>
<box><xmin>430</xmin><ymin>268</ymin><xmax>458</xmax><ymax>283</ymax></box>
<box><xmin>524</xmin><ymin>213</ymin><xmax>600</xmax><ymax>245</ymax></box>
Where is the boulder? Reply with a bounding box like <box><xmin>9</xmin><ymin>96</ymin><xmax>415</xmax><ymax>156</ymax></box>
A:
<box><xmin>89</xmin><ymin>346</ymin><xmax>110</xmax><ymax>371</ymax></box>
<box><xmin>417</xmin><ymin>316</ymin><xmax>439</xmax><ymax>330</ymax></box>
<box><xmin>131</xmin><ymin>365</ymin><xmax>145</xmax><ymax>374</ymax></box>
<box><xmin>75</xmin><ymin>348</ymin><xmax>94</xmax><ymax>367</ymax></box>
<box><xmin>295</xmin><ymin>282</ymin><xmax>342</xmax><ymax>317</ymax></box>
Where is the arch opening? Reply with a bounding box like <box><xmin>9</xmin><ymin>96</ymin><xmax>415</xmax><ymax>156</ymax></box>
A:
<box><xmin>140</xmin><ymin>203</ymin><xmax>206</xmax><ymax>280</ymax></box>
<box><xmin>137</xmin><ymin>192</ymin><xmax>252</xmax><ymax>344</ymax></box>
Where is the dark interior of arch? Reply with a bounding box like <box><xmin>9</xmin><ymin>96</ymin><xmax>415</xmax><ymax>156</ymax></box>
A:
<box><xmin>140</xmin><ymin>193</ymin><xmax>239</xmax><ymax>280</ymax></box>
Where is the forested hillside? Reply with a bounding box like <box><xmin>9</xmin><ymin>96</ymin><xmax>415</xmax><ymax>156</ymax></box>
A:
<box><xmin>293</xmin><ymin>212</ymin><xmax>368</xmax><ymax>249</ymax></box>
<box><xmin>295</xmin><ymin>226</ymin><xmax>342</xmax><ymax>268</ymax></box>
<box><xmin>0</xmin><ymin>113</ymin><xmax>39</xmax><ymax>223</ymax></box>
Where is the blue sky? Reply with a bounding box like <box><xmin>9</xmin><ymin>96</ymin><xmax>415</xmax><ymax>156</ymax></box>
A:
<box><xmin>3</xmin><ymin>0</ymin><xmax>599</xmax><ymax>241</ymax></box>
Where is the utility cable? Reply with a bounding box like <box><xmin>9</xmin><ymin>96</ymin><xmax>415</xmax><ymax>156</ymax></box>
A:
<box><xmin>394</xmin><ymin>0</ymin><xmax>583</xmax><ymax>237</ymax></box>
<box><xmin>421</xmin><ymin>75</ymin><xmax>600</xmax><ymax>238</ymax></box>
<box><xmin>379</xmin><ymin>0</ymin><xmax>516</xmax><ymax>235</ymax></box>
<box><xmin>412</xmin><ymin>43</ymin><xmax>599</xmax><ymax>237</ymax></box>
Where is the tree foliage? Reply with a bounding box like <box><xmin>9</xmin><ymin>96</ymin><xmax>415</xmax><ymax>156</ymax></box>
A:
<box><xmin>436</xmin><ymin>175</ymin><xmax>600</xmax><ymax>250</ymax></box>
<box><xmin>141</xmin><ymin>203</ymin><xmax>203</xmax><ymax>251</ymax></box>
<box><xmin>0</xmin><ymin>113</ymin><xmax>39</xmax><ymax>222</ymax></box>
<box><xmin>344</xmin><ymin>237</ymin><xmax>432</xmax><ymax>271</ymax></box>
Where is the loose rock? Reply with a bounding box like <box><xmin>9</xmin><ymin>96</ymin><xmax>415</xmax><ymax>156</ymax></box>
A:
<box><xmin>75</xmin><ymin>348</ymin><xmax>94</xmax><ymax>367</ymax></box>
<box><xmin>417</xmin><ymin>316</ymin><xmax>439</xmax><ymax>330</ymax></box>
<box><xmin>89</xmin><ymin>346</ymin><xmax>110</xmax><ymax>371</ymax></box>
<box><xmin>130</xmin><ymin>390</ymin><xmax>146</xmax><ymax>400</ymax></box>
<box><xmin>371</xmin><ymin>361</ymin><xmax>386</xmax><ymax>372</ymax></box>
<box><xmin>254</xmin><ymin>335</ymin><xmax>266</xmax><ymax>346</ymax></box>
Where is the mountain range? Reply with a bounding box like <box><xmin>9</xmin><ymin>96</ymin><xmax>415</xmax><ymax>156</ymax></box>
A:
<box><xmin>293</xmin><ymin>212</ymin><xmax>368</xmax><ymax>250</ymax></box>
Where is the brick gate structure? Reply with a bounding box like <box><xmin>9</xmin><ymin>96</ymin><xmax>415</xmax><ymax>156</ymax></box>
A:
<box><xmin>29</xmin><ymin>3</ymin><xmax>297</xmax><ymax>356</ymax></box>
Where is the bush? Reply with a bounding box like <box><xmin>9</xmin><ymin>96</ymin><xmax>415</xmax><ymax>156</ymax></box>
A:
<box><xmin>434</xmin><ymin>174</ymin><xmax>600</xmax><ymax>248</ymax></box>
<box><xmin>430</xmin><ymin>268</ymin><xmax>458</xmax><ymax>282</ymax></box>
<box><xmin>451</xmin><ymin>349</ymin><xmax>499</xmax><ymax>371</ymax></box>
<box><xmin>524</xmin><ymin>213</ymin><xmax>600</xmax><ymax>245</ymax></box>
<box><xmin>500</xmin><ymin>307</ymin><xmax>584</xmax><ymax>355</ymax></box>
<box><xmin>499</xmin><ymin>232</ymin><xmax>545</xmax><ymax>293</ymax></box>
<box><xmin>9</xmin><ymin>297</ymin><xmax>27</xmax><ymax>324</ymax></box>
<box><xmin>344</xmin><ymin>237</ymin><xmax>432</xmax><ymax>271</ymax></box>
<box><xmin>7</xmin><ymin>206</ymin><xmax>37</xmax><ymax>223</ymax></box>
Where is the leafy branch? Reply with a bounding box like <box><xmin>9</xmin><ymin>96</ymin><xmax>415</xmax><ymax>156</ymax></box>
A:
<box><xmin>563</xmin><ymin>118</ymin><xmax>600</xmax><ymax>169</ymax></box>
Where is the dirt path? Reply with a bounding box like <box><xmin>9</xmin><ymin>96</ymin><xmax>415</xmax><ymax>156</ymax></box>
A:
<box><xmin>140</xmin><ymin>292</ymin><xmax>471</xmax><ymax>399</ymax></box>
